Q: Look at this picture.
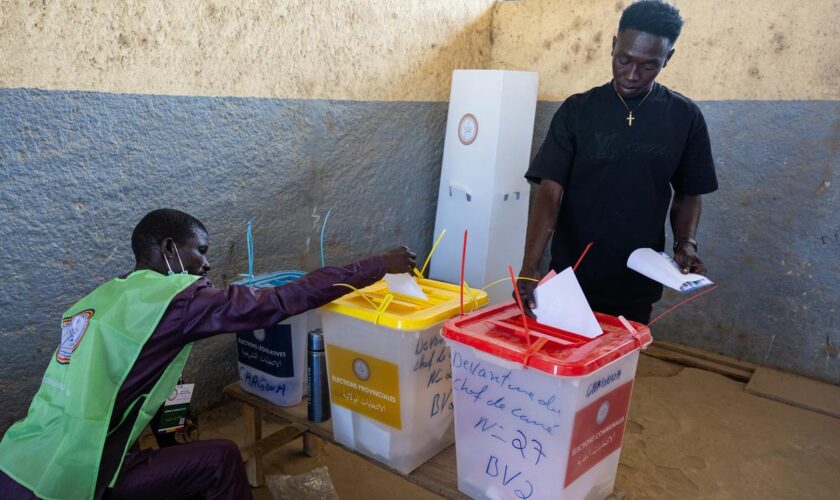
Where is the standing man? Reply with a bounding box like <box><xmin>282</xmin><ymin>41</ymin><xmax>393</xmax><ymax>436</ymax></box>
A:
<box><xmin>518</xmin><ymin>0</ymin><xmax>718</xmax><ymax>323</ymax></box>
<box><xmin>0</xmin><ymin>208</ymin><xmax>416</xmax><ymax>499</ymax></box>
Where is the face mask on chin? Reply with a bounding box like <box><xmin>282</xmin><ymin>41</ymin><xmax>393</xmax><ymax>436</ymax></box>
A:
<box><xmin>163</xmin><ymin>243</ymin><xmax>189</xmax><ymax>276</ymax></box>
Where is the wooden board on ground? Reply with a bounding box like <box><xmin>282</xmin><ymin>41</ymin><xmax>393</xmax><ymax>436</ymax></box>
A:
<box><xmin>745</xmin><ymin>367</ymin><xmax>840</xmax><ymax>419</ymax></box>
<box><xmin>643</xmin><ymin>345</ymin><xmax>753</xmax><ymax>382</ymax></box>
<box><xmin>240</xmin><ymin>424</ymin><xmax>307</xmax><ymax>462</ymax></box>
<box><xmin>653</xmin><ymin>340</ymin><xmax>757</xmax><ymax>372</ymax></box>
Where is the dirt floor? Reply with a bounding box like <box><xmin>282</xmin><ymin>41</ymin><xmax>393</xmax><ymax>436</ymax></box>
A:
<box><xmin>196</xmin><ymin>355</ymin><xmax>840</xmax><ymax>499</ymax></box>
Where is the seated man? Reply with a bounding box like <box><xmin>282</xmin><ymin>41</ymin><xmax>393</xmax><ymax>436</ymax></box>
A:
<box><xmin>0</xmin><ymin>208</ymin><xmax>415</xmax><ymax>500</ymax></box>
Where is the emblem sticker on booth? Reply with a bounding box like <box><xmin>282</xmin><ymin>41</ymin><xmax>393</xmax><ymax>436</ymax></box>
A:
<box><xmin>458</xmin><ymin>113</ymin><xmax>478</xmax><ymax>145</ymax></box>
<box><xmin>327</xmin><ymin>344</ymin><xmax>402</xmax><ymax>430</ymax></box>
<box><xmin>565</xmin><ymin>380</ymin><xmax>634</xmax><ymax>487</ymax></box>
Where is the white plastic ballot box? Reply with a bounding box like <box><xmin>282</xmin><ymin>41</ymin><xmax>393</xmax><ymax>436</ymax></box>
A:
<box><xmin>442</xmin><ymin>302</ymin><xmax>652</xmax><ymax>500</ymax></box>
<box><xmin>430</xmin><ymin>70</ymin><xmax>539</xmax><ymax>303</ymax></box>
<box><xmin>233</xmin><ymin>271</ymin><xmax>309</xmax><ymax>406</ymax></box>
<box><xmin>319</xmin><ymin>279</ymin><xmax>488</xmax><ymax>474</ymax></box>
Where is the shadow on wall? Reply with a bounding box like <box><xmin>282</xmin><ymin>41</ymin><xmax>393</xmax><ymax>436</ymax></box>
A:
<box><xmin>384</xmin><ymin>7</ymin><xmax>494</xmax><ymax>100</ymax></box>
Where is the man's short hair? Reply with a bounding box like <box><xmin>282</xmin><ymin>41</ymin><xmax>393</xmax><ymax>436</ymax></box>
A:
<box><xmin>131</xmin><ymin>208</ymin><xmax>207</xmax><ymax>262</ymax></box>
<box><xmin>619</xmin><ymin>0</ymin><xmax>683</xmax><ymax>45</ymax></box>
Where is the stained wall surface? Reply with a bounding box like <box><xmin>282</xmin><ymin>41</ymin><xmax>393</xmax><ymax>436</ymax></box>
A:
<box><xmin>491</xmin><ymin>0</ymin><xmax>840</xmax><ymax>100</ymax></box>
<box><xmin>0</xmin><ymin>0</ymin><xmax>494</xmax><ymax>432</ymax></box>
<box><xmin>0</xmin><ymin>0</ymin><xmax>494</xmax><ymax>101</ymax></box>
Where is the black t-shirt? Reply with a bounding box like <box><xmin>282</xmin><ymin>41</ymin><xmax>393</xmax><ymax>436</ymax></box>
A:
<box><xmin>526</xmin><ymin>81</ymin><xmax>718</xmax><ymax>306</ymax></box>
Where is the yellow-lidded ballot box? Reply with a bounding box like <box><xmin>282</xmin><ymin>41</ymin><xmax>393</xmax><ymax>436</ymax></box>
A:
<box><xmin>319</xmin><ymin>278</ymin><xmax>488</xmax><ymax>473</ymax></box>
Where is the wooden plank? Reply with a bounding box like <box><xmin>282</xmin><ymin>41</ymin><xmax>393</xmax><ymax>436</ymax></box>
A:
<box><xmin>653</xmin><ymin>340</ymin><xmax>757</xmax><ymax>372</ymax></box>
<box><xmin>240</xmin><ymin>424</ymin><xmax>306</xmax><ymax>462</ymax></box>
<box><xmin>302</xmin><ymin>432</ymin><xmax>322</xmax><ymax>457</ymax></box>
<box><xmin>225</xmin><ymin>385</ymin><xmax>333</xmax><ymax>441</ymax></box>
<box><xmin>746</xmin><ymin>367</ymin><xmax>840</xmax><ymax>419</ymax></box>
<box><xmin>224</xmin><ymin>384</ymin><xmax>467</xmax><ymax>498</ymax></box>
<box><xmin>642</xmin><ymin>345</ymin><xmax>753</xmax><ymax>382</ymax></box>
<box><xmin>241</xmin><ymin>402</ymin><xmax>264</xmax><ymax>487</ymax></box>
<box><xmin>411</xmin><ymin>445</ymin><xmax>466</xmax><ymax>499</ymax></box>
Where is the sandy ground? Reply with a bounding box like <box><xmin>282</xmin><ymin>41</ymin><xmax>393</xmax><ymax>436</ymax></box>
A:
<box><xmin>196</xmin><ymin>355</ymin><xmax>840</xmax><ymax>499</ymax></box>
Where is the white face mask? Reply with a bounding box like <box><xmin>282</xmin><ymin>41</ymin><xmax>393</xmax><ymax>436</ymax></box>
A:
<box><xmin>163</xmin><ymin>243</ymin><xmax>188</xmax><ymax>276</ymax></box>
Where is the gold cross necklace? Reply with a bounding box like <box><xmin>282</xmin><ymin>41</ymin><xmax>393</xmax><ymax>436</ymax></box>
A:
<box><xmin>613</xmin><ymin>82</ymin><xmax>654</xmax><ymax>126</ymax></box>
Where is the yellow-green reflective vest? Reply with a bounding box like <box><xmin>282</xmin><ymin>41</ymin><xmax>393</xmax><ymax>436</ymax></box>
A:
<box><xmin>0</xmin><ymin>270</ymin><xmax>199</xmax><ymax>500</ymax></box>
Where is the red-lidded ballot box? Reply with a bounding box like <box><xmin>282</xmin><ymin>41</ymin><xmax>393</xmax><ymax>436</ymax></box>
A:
<box><xmin>441</xmin><ymin>302</ymin><xmax>652</xmax><ymax>500</ymax></box>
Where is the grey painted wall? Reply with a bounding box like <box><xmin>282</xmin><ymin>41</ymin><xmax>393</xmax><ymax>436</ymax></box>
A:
<box><xmin>1</xmin><ymin>89</ymin><xmax>837</xmax><ymax>434</ymax></box>
<box><xmin>532</xmin><ymin>101</ymin><xmax>840</xmax><ymax>384</ymax></box>
<box><xmin>0</xmin><ymin>89</ymin><xmax>445</xmax><ymax>431</ymax></box>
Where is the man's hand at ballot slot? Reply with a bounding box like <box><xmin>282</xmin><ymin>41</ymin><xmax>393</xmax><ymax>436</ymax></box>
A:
<box><xmin>516</xmin><ymin>267</ymin><xmax>540</xmax><ymax>319</ymax></box>
<box><xmin>382</xmin><ymin>245</ymin><xmax>418</xmax><ymax>275</ymax></box>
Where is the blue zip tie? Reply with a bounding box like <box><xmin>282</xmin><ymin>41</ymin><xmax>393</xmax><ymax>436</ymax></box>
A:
<box><xmin>246</xmin><ymin>218</ymin><xmax>254</xmax><ymax>287</ymax></box>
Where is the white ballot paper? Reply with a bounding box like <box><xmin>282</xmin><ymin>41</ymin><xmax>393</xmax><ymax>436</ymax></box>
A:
<box><xmin>532</xmin><ymin>267</ymin><xmax>602</xmax><ymax>338</ymax></box>
<box><xmin>384</xmin><ymin>273</ymin><xmax>428</xmax><ymax>301</ymax></box>
<box><xmin>627</xmin><ymin>248</ymin><xmax>714</xmax><ymax>292</ymax></box>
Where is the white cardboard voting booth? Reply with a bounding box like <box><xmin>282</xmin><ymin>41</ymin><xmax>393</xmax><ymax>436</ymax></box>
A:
<box><xmin>430</xmin><ymin>70</ymin><xmax>539</xmax><ymax>303</ymax></box>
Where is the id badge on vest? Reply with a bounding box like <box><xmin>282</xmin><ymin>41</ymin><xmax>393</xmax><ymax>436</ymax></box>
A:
<box><xmin>156</xmin><ymin>383</ymin><xmax>194</xmax><ymax>433</ymax></box>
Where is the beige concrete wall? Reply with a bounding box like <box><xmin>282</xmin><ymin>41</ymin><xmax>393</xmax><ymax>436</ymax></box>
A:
<box><xmin>490</xmin><ymin>0</ymin><xmax>840</xmax><ymax>100</ymax></box>
<box><xmin>0</xmin><ymin>0</ymin><xmax>494</xmax><ymax>101</ymax></box>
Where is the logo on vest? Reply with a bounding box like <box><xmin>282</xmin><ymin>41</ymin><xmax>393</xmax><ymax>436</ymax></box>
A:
<box><xmin>57</xmin><ymin>309</ymin><xmax>94</xmax><ymax>364</ymax></box>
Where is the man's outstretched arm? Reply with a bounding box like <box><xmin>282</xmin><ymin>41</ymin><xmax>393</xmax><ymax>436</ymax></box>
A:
<box><xmin>177</xmin><ymin>247</ymin><xmax>415</xmax><ymax>341</ymax></box>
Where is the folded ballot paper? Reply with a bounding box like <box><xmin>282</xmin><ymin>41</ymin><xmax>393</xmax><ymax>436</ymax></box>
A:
<box><xmin>532</xmin><ymin>267</ymin><xmax>602</xmax><ymax>339</ymax></box>
<box><xmin>627</xmin><ymin>248</ymin><xmax>714</xmax><ymax>292</ymax></box>
<box><xmin>384</xmin><ymin>273</ymin><xmax>428</xmax><ymax>301</ymax></box>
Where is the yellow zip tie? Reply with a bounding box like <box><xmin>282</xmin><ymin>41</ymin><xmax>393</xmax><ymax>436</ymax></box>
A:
<box><xmin>462</xmin><ymin>280</ymin><xmax>480</xmax><ymax>309</ymax></box>
<box><xmin>419</xmin><ymin>229</ymin><xmax>447</xmax><ymax>277</ymax></box>
<box><xmin>482</xmin><ymin>276</ymin><xmax>540</xmax><ymax>291</ymax></box>
<box><xmin>333</xmin><ymin>283</ymin><xmax>379</xmax><ymax>309</ymax></box>
<box><xmin>374</xmin><ymin>294</ymin><xmax>394</xmax><ymax>326</ymax></box>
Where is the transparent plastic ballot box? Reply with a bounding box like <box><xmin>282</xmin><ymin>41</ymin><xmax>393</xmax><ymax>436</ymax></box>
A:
<box><xmin>233</xmin><ymin>270</ymin><xmax>309</xmax><ymax>406</ymax></box>
<box><xmin>441</xmin><ymin>301</ymin><xmax>652</xmax><ymax>500</ymax></box>
<box><xmin>319</xmin><ymin>278</ymin><xmax>488</xmax><ymax>474</ymax></box>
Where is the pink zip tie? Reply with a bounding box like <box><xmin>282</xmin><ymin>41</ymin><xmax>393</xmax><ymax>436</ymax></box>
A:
<box><xmin>522</xmin><ymin>337</ymin><xmax>548</xmax><ymax>368</ymax></box>
<box><xmin>509</xmin><ymin>265</ymin><xmax>532</xmax><ymax>349</ymax></box>
<box><xmin>460</xmin><ymin>229</ymin><xmax>468</xmax><ymax>316</ymax></box>
<box><xmin>647</xmin><ymin>285</ymin><xmax>719</xmax><ymax>327</ymax></box>
<box><xmin>573</xmin><ymin>242</ymin><xmax>594</xmax><ymax>272</ymax></box>
<box><xmin>618</xmin><ymin>315</ymin><xmax>644</xmax><ymax>348</ymax></box>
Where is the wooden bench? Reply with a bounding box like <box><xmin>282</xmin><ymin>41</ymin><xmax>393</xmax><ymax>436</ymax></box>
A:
<box><xmin>223</xmin><ymin>383</ymin><xmax>467</xmax><ymax>499</ymax></box>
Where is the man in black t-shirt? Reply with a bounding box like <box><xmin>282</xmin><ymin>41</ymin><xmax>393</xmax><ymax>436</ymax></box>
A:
<box><xmin>517</xmin><ymin>0</ymin><xmax>718</xmax><ymax>323</ymax></box>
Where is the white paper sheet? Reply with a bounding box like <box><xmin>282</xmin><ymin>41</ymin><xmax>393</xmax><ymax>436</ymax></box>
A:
<box><xmin>532</xmin><ymin>267</ymin><xmax>602</xmax><ymax>338</ymax></box>
<box><xmin>627</xmin><ymin>248</ymin><xmax>714</xmax><ymax>292</ymax></box>
<box><xmin>384</xmin><ymin>273</ymin><xmax>428</xmax><ymax>301</ymax></box>
<box><xmin>538</xmin><ymin>269</ymin><xmax>557</xmax><ymax>285</ymax></box>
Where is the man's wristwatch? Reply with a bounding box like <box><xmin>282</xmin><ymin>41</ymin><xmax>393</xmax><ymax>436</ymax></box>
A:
<box><xmin>673</xmin><ymin>237</ymin><xmax>698</xmax><ymax>253</ymax></box>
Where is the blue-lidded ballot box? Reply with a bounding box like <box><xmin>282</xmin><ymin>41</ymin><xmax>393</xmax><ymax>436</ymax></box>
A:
<box><xmin>234</xmin><ymin>270</ymin><xmax>308</xmax><ymax>406</ymax></box>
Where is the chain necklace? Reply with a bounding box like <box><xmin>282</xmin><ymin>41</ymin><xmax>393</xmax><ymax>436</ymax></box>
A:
<box><xmin>613</xmin><ymin>81</ymin><xmax>654</xmax><ymax>126</ymax></box>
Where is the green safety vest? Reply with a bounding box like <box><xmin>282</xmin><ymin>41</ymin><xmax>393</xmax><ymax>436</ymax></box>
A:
<box><xmin>0</xmin><ymin>270</ymin><xmax>199</xmax><ymax>500</ymax></box>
